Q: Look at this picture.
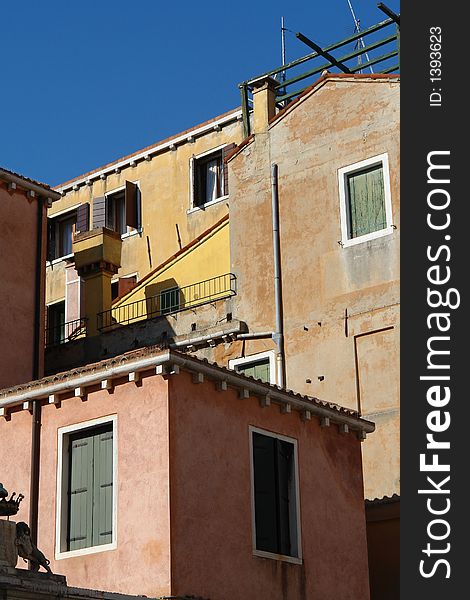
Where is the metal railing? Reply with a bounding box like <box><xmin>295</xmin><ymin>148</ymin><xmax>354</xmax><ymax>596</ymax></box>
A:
<box><xmin>239</xmin><ymin>4</ymin><xmax>400</xmax><ymax>137</ymax></box>
<box><xmin>97</xmin><ymin>273</ymin><xmax>237</xmax><ymax>331</ymax></box>
<box><xmin>45</xmin><ymin>317</ymin><xmax>88</xmax><ymax>347</ymax></box>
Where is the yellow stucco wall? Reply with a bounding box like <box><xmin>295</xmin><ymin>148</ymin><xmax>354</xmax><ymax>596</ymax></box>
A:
<box><xmin>46</xmin><ymin>114</ymin><xmax>243</xmax><ymax>307</ymax></box>
<box><xmin>110</xmin><ymin>219</ymin><xmax>230</xmax><ymax>324</ymax></box>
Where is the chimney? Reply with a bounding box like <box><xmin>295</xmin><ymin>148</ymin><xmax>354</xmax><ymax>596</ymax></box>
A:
<box><xmin>73</xmin><ymin>228</ymin><xmax>122</xmax><ymax>337</ymax></box>
<box><xmin>251</xmin><ymin>76</ymin><xmax>277</xmax><ymax>134</ymax></box>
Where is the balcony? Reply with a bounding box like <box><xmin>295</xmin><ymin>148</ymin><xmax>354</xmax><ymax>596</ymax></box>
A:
<box><xmin>97</xmin><ymin>273</ymin><xmax>237</xmax><ymax>331</ymax></box>
<box><xmin>45</xmin><ymin>317</ymin><xmax>88</xmax><ymax>348</ymax></box>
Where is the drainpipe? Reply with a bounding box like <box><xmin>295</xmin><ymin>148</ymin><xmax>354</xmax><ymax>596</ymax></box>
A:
<box><xmin>271</xmin><ymin>163</ymin><xmax>286</xmax><ymax>389</ymax></box>
<box><xmin>30</xmin><ymin>196</ymin><xmax>45</xmax><ymax>546</ymax></box>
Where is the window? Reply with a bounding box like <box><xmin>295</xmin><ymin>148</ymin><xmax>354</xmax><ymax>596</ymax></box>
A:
<box><xmin>229</xmin><ymin>351</ymin><xmax>276</xmax><ymax>384</ymax></box>
<box><xmin>92</xmin><ymin>181</ymin><xmax>140</xmax><ymax>235</ymax></box>
<box><xmin>190</xmin><ymin>144</ymin><xmax>235</xmax><ymax>209</ymax></box>
<box><xmin>47</xmin><ymin>211</ymin><xmax>77</xmax><ymax>260</ymax></box>
<box><xmin>250</xmin><ymin>428</ymin><xmax>301</xmax><ymax>562</ymax></box>
<box><xmin>338</xmin><ymin>153</ymin><xmax>393</xmax><ymax>247</ymax></box>
<box><xmin>56</xmin><ymin>416</ymin><xmax>117</xmax><ymax>558</ymax></box>
<box><xmin>46</xmin><ymin>301</ymin><xmax>65</xmax><ymax>345</ymax></box>
<box><xmin>160</xmin><ymin>287</ymin><xmax>180</xmax><ymax>314</ymax></box>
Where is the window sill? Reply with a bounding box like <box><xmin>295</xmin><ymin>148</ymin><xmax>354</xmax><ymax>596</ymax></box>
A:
<box><xmin>121</xmin><ymin>227</ymin><xmax>142</xmax><ymax>240</ymax></box>
<box><xmin>340</xmin><ymin>225</ymin><xmax>395</xmax><ymax>248</ymax></box>
<box><xmin>47</xmin><ymin>253</ymin><xmax>74</xmax><ymax>267</ymax></box>
<box><xmin>253</xmin><ymin>549</ymin><xmax>303</xmax><ymax>565</ymax></box>
<box><xmin>55</xmin><ymin>540</ymin><xmax>117</xmax><ymax>560</ymax></box>
<box><xmin>187</xmin><ymin>195</ymin><xmax>229</xmax><ymax>214</ymax></box>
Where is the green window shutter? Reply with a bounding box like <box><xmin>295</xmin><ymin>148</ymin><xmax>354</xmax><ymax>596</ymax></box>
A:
<box><xmin>69</xmin><ymin>434</ymin><xmax>94</xmax><ymax>550</ymax></box>
<box><xmin>92</xmin><ymin>430</ymin><xmax>113</xmax><ymax>547</ymax></box>
<box><xmin>237</xmin><ymin>358</ymin><xmax>270</xmax><ymax>383</ymax></box>
<box><xmin>347</xmin><ymin>165</ymin><xmax>386</xmax><ymax>238</ymax></box>
<box><xmin>252</xmin><ymin>433</ymin><xmax>278</xmax><ymax>554</ymax></box>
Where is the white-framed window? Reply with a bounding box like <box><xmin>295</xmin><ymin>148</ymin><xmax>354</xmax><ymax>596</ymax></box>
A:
<box><xmin>56</xmin><ymin>415</ymin><xmax>117</xmax><ymax>559</ymax></box>
<box><xmin>229</xmin><ymin>350</ymin><xmax>276</xmax><ymax>385</ymax></box>
<box><xmin>47</xmin><ymin>209</ymin><xmax>77</xmax><ymax>261</ymax></box>
<box><xmin>189</xmin><ymin>144</ymin><xmax>231</xmax><ymax>210</ymax></box>
<box><xmin>338</xmin><ymin>153</ymin><xmax>394</xmax><ymax>247</ymax></box>
<box><xmin>249</xmin><ymin>426</ymin><xmax>302</xmax><ymax>564</ymax></box>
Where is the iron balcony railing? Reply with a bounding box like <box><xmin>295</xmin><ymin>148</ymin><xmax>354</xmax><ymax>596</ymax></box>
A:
<box><xmin>45</xmin><ymin>317</ymin><xmax>88</xmax><ymax>348</ymax></box>
<box><xmin>239</xmin><ymin>3</ymin><xmax>400</xmax><ymax>137</ymax></box>
<box><xmin>97</xmin><ymin>273</ymin><xmax>237</xmax><ymax>331</ymax></box>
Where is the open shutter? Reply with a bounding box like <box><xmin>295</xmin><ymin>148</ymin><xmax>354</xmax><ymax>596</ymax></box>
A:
<box><xmin>92</xmin><ymin>196</ymin><xmax>107</xmax><ymax>229</ymax></box>
<box><xmin>92</xmin><ymin>429</ymin><xmax>113</xmax><ymax>547</ymax></box>
<box><xmin>76</xmin><ymin>203</ymin><xmax>90</xmax><ymax>234</ymax></box>
<box><xmin>190</xmin><ymin>156</ymin><xmax>199</xmax><ymax>208</ymax></box>
<box><xmin>222</xmin><ymin>143</ymin><xmax>237</xmax><ymax>195</ymax></box>
<box><xmin>69</xmin><ymin>433</ymin><xmax>94</xmax><ymax>550</ymax></box>
<box><xmin>276</xmin><ymin>439</ymin><xmax>294</xmax><ymax>556</ymax></box>
<box><xmin>125</xmin><ymin>181</ymin><xmax>138</xmax><ymax>229</ymax></box>
<box><xmin>46</xmin><ymin>219</ymin><xmax>56</xmax><ymax>261</ymax></box>
<box><xmin>253</xmin><ymin>432</ymin><xmax>278</xmax><ymax>553</ymax></box>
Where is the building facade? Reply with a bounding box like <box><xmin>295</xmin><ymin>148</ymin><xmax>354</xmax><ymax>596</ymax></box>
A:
<box><xmin>0</xmin><ymin>347</ymin><xmax>373</xmax><ymax>600</ymax></box>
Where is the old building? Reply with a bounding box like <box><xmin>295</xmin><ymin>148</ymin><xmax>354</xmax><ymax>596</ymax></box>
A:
<box><xmin>0</xmin><ymin>346</ymin><xmax>373</xmax><ymax>599</ymax></box>
<box><xmin>45</xmin><ymin>108</ymin><xmax>244</xmax><ymax>347</ymax></box>
<box><xmin>0</xmin><ymin>168</ymin><xmax>61</xmax><ymax>390</ymax></box>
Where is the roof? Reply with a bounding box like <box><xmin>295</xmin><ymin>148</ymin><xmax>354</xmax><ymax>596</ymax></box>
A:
<box><xmin>0</xmin><ymin>167</ymin><xmax>61</xmax><ymax>199</ymax></box>
<box><xmin>0</xmin><ymin>347</ymin><xmax>375</xmax><ymax>436</ymax></box>
<box><xmin>227</xmin><ymin>73</ymin><xmax>400</xmax><ymax>163</ymax></box>
<box><xmin>55</xmin><ymin>107</ymin><xmax>242</xmax><ymax>191</ymax></box>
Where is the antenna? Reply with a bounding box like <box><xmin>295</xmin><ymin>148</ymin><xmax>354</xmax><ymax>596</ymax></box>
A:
<box><xmin>346</xmin><ymin>0</ymin><xmax>373</xmax><ymax>73</ymax></box>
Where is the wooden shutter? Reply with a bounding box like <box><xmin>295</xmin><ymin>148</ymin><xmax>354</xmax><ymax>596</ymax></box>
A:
<box><xmin>190</xmin><ymin>156</ymin><xmax>199</xmax><ymax>208</ymax></box>
<box><xmin>222</xmin><ymin>144</ymin><xmax>237</xmax><ymax>195</ymax></box>
<box><xmin>252</xmin><ymin>432</ymin><xmax>278</xmax><ymax>553</ymax></box>
<box><xmin>348</xmin><ymin>165</ymin><xmax>386</xmax><ymax>238</ymax></box>
<box><xmin>92</xmin><ymin>429</ymin><xmax>113</xmax><ymax>546</ymax></box>
<box><xmin>237</xmin><ymin>359</ymin><xmax>270</xmax><ymax>383</ymax></box>
<box><xmin>76</xmin><ymin>203</ymin><xmax>90</xmax><ymax>233</ymax></box>
<box><xmin>46</xmin><ymin>219</ymin><xmax>56</xmax><ymax>261</ymax></box>
<box><xmin>125</xmin><ymin>181</ymin><xmax>138</xmax><ymax>229</ymax></box>
<box><xmin>92</xmin><ymin>196</ymin><xmax>107</xmax><ymax>229</ymax></box>
<box><xmin>69</xmin><ymin>433</ymin><xmax>94</xmax><ymax>550</ymax></box>
<box><xmin>276</xmin><ymin>440</ymin><xmax>294</xmax><ymax>556</ymax></box>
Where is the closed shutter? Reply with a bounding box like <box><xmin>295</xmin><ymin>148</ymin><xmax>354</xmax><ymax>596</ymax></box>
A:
<box><xmin>76</xmin><ymin>203</ymin><xmax>90</xmax><ymax>233</ymax></box>
<box><xmin>347</xmin><ymin>165</ymin><xmax>386</xmax><ymax>238</ymax></box>
<box><xmin>69</xmin><ymin>433</ymin><xmax>94</xmax><ymax>550</ymax></box>
<box><xmin>92</xmin><ymin>429</ymin><xmax>113</xmax><ymax>546</ymax></box>
<box><xmin>276</xmin><ymin>440</ymin><xmax>294</xmax><ymax>556</ymax></box>
<box><xmin>46</xmin><ymin>219</ymin><xmax>56</xmax><ymax>261</ymax></box>
<box><xmin>237</xmin><ymin>358</ymin><xmax>270</xmax><ymax>383</ymax></box>
<box><xmin>92</xmin><ymin>196</ymin><xmax>107</xmax><ymax>229</ymax></box>
<box><xmin>253</xmin><ymin>432</ymin><xmax>278</xmax><ymax>553</ymax></box>
<box><xmin>125</xmin><ymin>181</ymin><xmax>138</xmax><ymax>229</ymax></box>
<box><xmin>222</xmin><ymin>144</ymin><xmax>237</xmax><ymax>195</ymax></box>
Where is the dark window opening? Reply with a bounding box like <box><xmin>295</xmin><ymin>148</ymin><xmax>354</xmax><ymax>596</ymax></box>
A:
<box><xmin>193</xmin><ymin>150</ymin><xmax>225</xmax><ymax>207</ymax></box>
<box><xmin>47</xmin><ymin>301</ymin><xmax>66</xmax><ymax>345</ymax></box>
<box><xmin>252</xmin><ymin>431</ymin><xmax>299</xmax><ymax>558</ymax></box>
<box><xmin>47</xmin><ymin>212</ymin><xmax>77</xmax><ymax>261</ymax></box>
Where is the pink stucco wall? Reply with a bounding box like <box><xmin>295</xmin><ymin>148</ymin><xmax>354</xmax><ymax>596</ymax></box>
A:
<box><xmin>0</xmin><ymin>368</ymin><xmax>369</xmax><ymax>599</ymax></box>
<box><xmin>168</xmin><ymin>372</ymin><xmax>370</xmax><ymax>600</ymax></box>
<box><xmin>0</xmin><ymin>183</ymin><xmax>46</xmax><ymax>390</ymax></box>
<box><xmin>36</xmin><ymin>374</ymin><xmax>172</xmax><ymax>597</ymax></box>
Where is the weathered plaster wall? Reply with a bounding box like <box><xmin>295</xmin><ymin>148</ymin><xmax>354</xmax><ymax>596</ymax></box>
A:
<box><xmin>32</xmin><ymin>375</ymin><xmax>171</xmax><ymax>597</ymax></box>
<box><xmin>0</xmin><ymin>185</ymin><xmax>45</xmax><ymax>389</ymax></box>
<box><xmin>229</xmin><ymin>77</ymin><xmax>400</xmax><ymax>500</ymax></box>
<box><xmin>168</xmin><ymin>371</ymin><xmax>370</xmax><ymax>600</ymax></box>
<box><xmin>46</xmin><ymin>119</ymin><xmax>243</xmax><ymax>306</ymax></box>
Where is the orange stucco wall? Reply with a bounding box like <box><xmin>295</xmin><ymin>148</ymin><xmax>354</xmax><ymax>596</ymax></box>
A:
<box><xmin>168</xmin><ymin>371</ymin><xmax>370</xmax><ymax>600</ymax></box>
<box><xmin>0</xmin><ymin>184</ymin><xmax>46</xmax><ymax>389</ymax></box>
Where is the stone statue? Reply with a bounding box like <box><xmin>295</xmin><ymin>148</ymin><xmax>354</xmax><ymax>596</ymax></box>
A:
<box><xmin>0</xmin><ymin>482</ymin><xmax>24</xmax><ymax>517</ymax></box>
<box><xmin>15</xmin><ymin>522</ymin><xmax>53</xmax><ymax>574</ymax></box>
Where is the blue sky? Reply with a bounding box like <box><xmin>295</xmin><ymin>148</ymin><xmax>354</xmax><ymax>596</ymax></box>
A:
<box><xmin>0</xmin><ymin>1</ymin><xmax>399</xmax><ymax>186</ymax></box>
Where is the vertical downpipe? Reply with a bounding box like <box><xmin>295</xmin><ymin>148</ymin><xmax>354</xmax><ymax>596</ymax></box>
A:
<box><xmin>271</xmin><ymin>163</ymin><xmax>286</xmax><ymax>388</ymax></box>
<box><xmin>30</xmin><ymin>196</ymin><xmax>44</xmax><ymax>547</ymax></box>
